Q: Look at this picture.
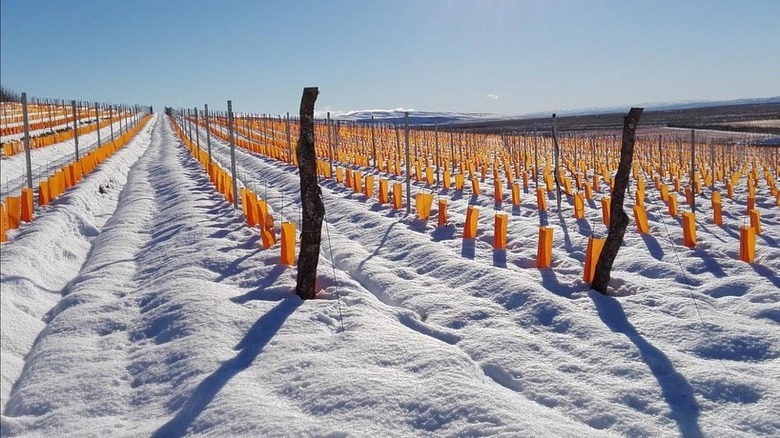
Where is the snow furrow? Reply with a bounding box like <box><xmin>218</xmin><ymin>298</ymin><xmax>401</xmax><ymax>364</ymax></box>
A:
<box><xmin>0</xmin><ymin>115</ymin><xmax>156</xmax><ymax>413</ymax></box>
<box><xmin>194</xmin><ymin>125</ymin><xmax>780</xmax><ymax>437</ymax></box>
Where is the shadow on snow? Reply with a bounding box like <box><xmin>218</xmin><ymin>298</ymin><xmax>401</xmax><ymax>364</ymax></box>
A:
<box><xmin>152</xmin><ymin>298</ymin><xmax>302</xmax><ymax>438</ymax></box>
<box><xmin>591</xmin><ymin>294</ymin><xmax>703</xmax><ymax>438</ymax></box>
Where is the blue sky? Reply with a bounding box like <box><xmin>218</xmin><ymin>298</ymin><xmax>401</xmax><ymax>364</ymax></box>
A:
<box><xmin>2</xmin><ymin>0</ymin><xmax>778</xmax><ymax>116</ymax></box>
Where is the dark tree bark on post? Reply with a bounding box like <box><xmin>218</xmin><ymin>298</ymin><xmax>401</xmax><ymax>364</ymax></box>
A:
<box><xmin>592</xmin><ymin>107</ymin><xmax>643</xmax><ymax>294</ymax></box>
<box><xmin>295</xmin><ymin>87</ymin><xmax>323</xmax><ymax>300</ymax></box>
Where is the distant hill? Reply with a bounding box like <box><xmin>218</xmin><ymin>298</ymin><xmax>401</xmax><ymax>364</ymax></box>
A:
<box><xmin>332</xmin><ymin>96</ymin><xmax>780</xmax><ymax>126</ymax></box>
<box><xmin>333</xmin><ymin>109</ymin><xmax>508</xmax><ymax>125</ymax></box>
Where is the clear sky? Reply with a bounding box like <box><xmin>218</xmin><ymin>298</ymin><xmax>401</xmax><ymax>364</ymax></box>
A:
<box><xmin>2</xmin><ymin>0</ymin><xmax>778</xmax><ymax>116</ymax></box>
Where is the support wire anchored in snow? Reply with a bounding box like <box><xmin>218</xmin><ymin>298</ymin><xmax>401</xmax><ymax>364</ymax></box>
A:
<box><xmin>640</xmin><ymin>167</ymin><xmax>706</xmax><ymax>328</ymax></box>
<box><xmin>324</xmin><ymin>219</ymin><xmax>345</xmax><ymax>333</ymax></box>
<box><xmin>175</xmin><ymin>111</ymin><xmax>345</xmax><ymax>330</ymax></box>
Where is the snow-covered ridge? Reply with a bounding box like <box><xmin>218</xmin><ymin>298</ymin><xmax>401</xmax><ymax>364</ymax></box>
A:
<box><xmin>330</xmin><ymin>96</ymin><xmax>780</xmax><ymax>125</ymax></box>
<box><xmin>332</xmin><ymin>109</ymin><xmax>509</xmax><ymax>125</ymax></box>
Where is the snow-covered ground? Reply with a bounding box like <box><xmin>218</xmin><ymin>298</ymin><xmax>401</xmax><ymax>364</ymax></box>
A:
<box><xmin>1</xmin><ymin>118</ymin><xmax>136</xmax><ymax>202</ymax></box>
<box><xmin>1</xmin><ymin>117</ymin><xmax>104</xmax><ymax>143</ymax></box>
<box><xmin>1</xmin><ymin>115</ymin><xmax>778</xmax><ymax>437</ymax></box>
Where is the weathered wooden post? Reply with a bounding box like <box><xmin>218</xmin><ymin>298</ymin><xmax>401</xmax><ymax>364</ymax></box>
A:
<box><xmin>204</xmin><ymin>104</ymin><xmax>212</xmax><ymax>164</ymax></box>
<box><xmin>327</xmin><ymin>112</ymin><xmax>334</xmax><ymax>178</ymax></box>
<box><xmin>690</xmin><ymin>129</ymin><xmax>696</xmax><ymax>212</ymax></box>
<box><xmin>95</xmin><ymin>102</ymin><xmax>101</xmax><ymax>147</ymax></box>
<box><xmin>371</xmin><ymin>116</ymin><xmax>377</xmax><ymax>168</ymax></box>
<box><xmin>552</xmin><ymin>114</ymin><xmax>562</xmax><ymax>212</ymax></box>
<box><xmin>592</xmin><ymin>108</ymin><xmax>643</xmax><ymax>294</ymax></box>
<box><xmin>286</xmin><ymin>112</ymin><xmax>292</xmax><ymax>163</ymax></box>
<box><xmin>72</xmin><ymin>100</ymin><xmax>80</xmax><ymax>160</ymax></box>
<box><xmin>227</xmin><ymin>100</ymin><xmax>238</xmax><ymax>209</ymax></box>
<box><xmin>404</xmin><ymin>112</ymin><xmax>411</xmax><ymax>214</ymax></box>
<box><xmin>21</xmin><ymin>92</ymin><xmax>33</xmax><ymax>189</ymax></box>
<box><xmin>295</xmin><ymin>87</ymin><xmax>323</xmax><ymax>300</ymax></box>
<box><xmin>194</xmin><ymin>107</ymin><xmax>200</xmax><ymax>151</ymax></box>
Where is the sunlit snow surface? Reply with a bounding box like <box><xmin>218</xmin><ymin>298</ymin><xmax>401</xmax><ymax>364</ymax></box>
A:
<box><xmin>1</xmin><ymin>115</ymin><xmax>778</xmax><ymax>437</ymax></box>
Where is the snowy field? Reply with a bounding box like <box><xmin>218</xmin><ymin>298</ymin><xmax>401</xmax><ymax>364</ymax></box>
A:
<box><xmin>1</xmin><ymin>114</ymin><xmax>778</xmax><ymax>437</ymax></box>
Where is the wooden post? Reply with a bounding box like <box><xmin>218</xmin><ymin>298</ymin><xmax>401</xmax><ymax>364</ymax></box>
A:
<box><xmin>295</xmin><ymin>87</ymin><xmax>323</xmax><ymax>300</ymax></box>
<box><xmin>204</xmin><ymin>104</ymin><xmax>212</xmax><ymax>164</ymax></box>
<box><xmin>286</xmin><ymin>112</ymin><xmax>292</xmax><ymax>163</ymax></box>
<box><xmin>592</xmin><ymin>108</ymin><xmax>643</xmax><ymax>294</ymax></box>
<box><xmin>405</xmin><ymin>112</ymin><xmax>411</xmax><ymax>215</ymax></box>
<box><xmin>449</xmin><ymin>131</ymin><xmax>455</xmax><ymax>174</ymax></box>
<box><xmin>534</xmin><ymin>130</ymin><xmax>539</xmax><ymax>186</ymax></box>
<box><xmin>690</xmin><ymin>129</ymin><xmax>696</xmax><ymax>213</ymax></box>
<box><xmin>72</xmin><ymin>100</ymin><xmax>80</xmax><ymax>160</ymax></box>
<box><xmin>658</xmin><ymin>135</ymin><xmax>663</xmax><ymax>180</ymax></box>
<box><xmin>227</xmin><ymin>100</ymin><xmax>239</xmax><ymax>210</ymax></box>
<box><xmin>327</xmin><ymin>112</ymin><xmax>334</xmax><ymax>178</ymax></box>
<box><xmin>95</xmin><ymin>102</ymin><xmax>101</xmax><ymax>147</ymax></box>
<box><xmin>435</xmin><ymin>126</ymin><xmax>441</xmax><ymax>188</ymax></box>
<box><xmin>194</xmin><ymin>107</ymin><xmax>200</xmax><ymax>151</ymax></box>
<box><xmin>371</xmin><ymin>116</ymin><xmax>377</xmax><ymax>168</ymax></box>
<box><xmin>21</xmin><ymin>93</ymin><xmax>33</xmax><ymax>189</ymax></box>
<box><xmin>552</xmin><ymin>114</ymin><xmax>562</xmax><ymax>212</ymax></box>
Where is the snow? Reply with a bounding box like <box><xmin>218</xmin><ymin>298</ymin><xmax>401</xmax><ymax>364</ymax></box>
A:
<box><xmin>324</xmin><ymin>96</ymin><xmax>780</xmax><ymax>125</ymax></box>
<box><xmin>1</xmin><ymin>115</ymin><xmax>779</xmax><ymax>437</ymax></box>
<box><xmin>1</xmin><ymin>118</ymin><xmax>133</xmax><ymax>202</ymax></box>
<box><xmin>1</xmin><ymin>117</ymin><xmax>102</xmax><ymax>143</ymax></box>
<box><xmin>332</xmin><ymin>109</ymin><xmax>509</xmax><ymax>125</ymax></box>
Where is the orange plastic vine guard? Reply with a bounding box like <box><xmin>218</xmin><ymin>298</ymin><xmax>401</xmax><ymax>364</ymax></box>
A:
<box><xmin>583</xmin><ymin>235</ymin><xmax>605</xmax><ymax>283</ymax></box>
<box><xmin>668</xmin><ymin>194</ymin><xmax>678</xmax><ymax>217</ymax></box>
<box><xmin>437</xmin><ymin>199</ymin><xmax>448</xmax><ymax>227</ymax></box>
<box><xmin>601</xmin><ymin>197</ymin><xmax>611</xmax><ymax>226</ymax></box>
<box><xmin>574</xmin><ymin>193</ymin><xmax>585</xmax><ymax>219</ymax></box>
<box><xmin>38</xmin><ymin>181</ymin><xmax>50</xmax><ymax>206</ymax></box>
<box><xmin>511</xmin><ymin>184</ymin><xmax>521</xmax><ymax>207</ymax></box>
<box><xmin>378</xmin><ymin>179</ymin><xmax>389</xmax><ymax>204</ymax></box>
<box><xmin>633</xmin><ymin>205</ymin><xmax>649</xmax><ymax>234</ymax></box>
<box><xmin>20</xmin><ymin>188</ymin><xmax>34</xmax><ymax>222</ymax></box>
<box><xmin>6</xmin><ymin>196</ymin><xmax>21</xmax><ymax>230</ymax></box>
<box><xmin>740</xmin><ymin>226</ymin><xmax>755</xmax><ymax>263</ymax></box>
<box><xmin>536</xmin><ymin>226</ymin><xmax>554</xmax><ymax>268</ymax></box>
<box><xmin>364</xmin><ymin>175</ymin><xmax>374</xmax><ymax>198</ymax></box>
<box><xmin>0</xmin><ymin>204</ymin><xmax>7</xmax><ymax>243</ymax></box>
<box><xmin>392</xmin><ymin>183</ymin><xmax>403</xmax><ymax>210</ymax></box>
<box><xmin>280</xmin><ymin>222</ymin><xmax>296</xmax><ymax>265</ymax></box>
<box><xmin>536</xmin><ymin>187</ymin><xmax>547</xmax><ymax>211</ymax></box>
<box><xmin>494</xmin><ymin>213</ymin><xmax>507</xmax><ymax>250</ymax></box>
<box><xmin>682</xmin><ymin>212</ymin><xmax>697</xmax><ymax>248</ymax></box>
<box><xmin>711</xmin><ymin>191</ymin><xmax>722</xmax><ymax>225</ymax></box>
<box><xmin>749</xmin><ymin>209</ymin><xmax>761</xmax><ymax>235</ymax></box>
<box><xmin>464</xmin><ymin>206</ymin><xmax>479</xmax><ymax>239</ymax></box>
<box><xmin>415</xmin><ymin>193</ymin><xmax>433</xmax><ymax>220</ymax></box>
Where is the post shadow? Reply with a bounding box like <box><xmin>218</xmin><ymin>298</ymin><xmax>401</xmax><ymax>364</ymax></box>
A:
<box><xmin>358</xmin><ymin>221</ymin><xmax>400</xmax><ymax>270</ymax></box>
<box><xmin>590</xmin><ymin>294</ymin><xmax>702</xmax><ymax>438</ymax></box>
<box><xmin>641</xmin><ymin>234</ymin><xmax>665</xmax><ymax>260</ymax></box>
<box><xmin>461</xmin><ymin>238</ymin><xmax>476</xmax><ymax>259</ymax></box>
<box><xmin>576</xmin><ymin>218</ymin><xmax>594</xmax><ymax>237</ymax></box>
<box><xmin>432</xmin><ymin>223</ymin><xmax>456</xmax><ymax>242</ymax></box>
<box><xmin>557</xmin><ymin>210</ymin><xmax>573</xmax><ymax>252</ymax></box>
<box><xmin>492</xmin><ymin>249</ymin><xmax>507</xmax><ymax>267</ymax></box>
<box><xmin>751</xmin><ymin>263</ymin><xmax>780</xmax><ymax>289</ymax></box>
<box><xmin>152</xmin><ymin>298</ymin><xmax>302</xmax><ymax>438</ymax></box>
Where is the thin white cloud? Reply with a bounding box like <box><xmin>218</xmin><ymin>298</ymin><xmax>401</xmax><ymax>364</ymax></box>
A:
<box><xmin>486</xmin><ymin>94</ymin><xmax>499</xmax><ymax>100</ymax></box>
